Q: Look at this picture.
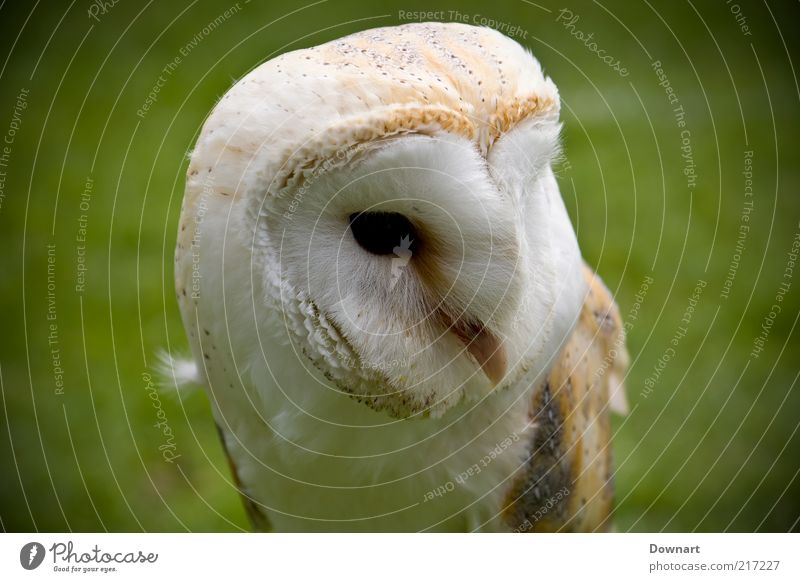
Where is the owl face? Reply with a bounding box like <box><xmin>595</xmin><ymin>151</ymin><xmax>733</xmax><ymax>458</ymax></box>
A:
<box><xmin>181</xmin><ymin>22</ymin><xmax>588</xmax><ymax>419</ymax></box>
<box><xmin>252</xmin><ymin>121</ymin><xmax>584</xmax><ymax>418</ymax></box>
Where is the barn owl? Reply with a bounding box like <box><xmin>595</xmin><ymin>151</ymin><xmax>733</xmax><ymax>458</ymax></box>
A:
<box><xmin>173</xmin><ymin>22</ymin><xmax>628</xmax><ymax>532</ymax></box>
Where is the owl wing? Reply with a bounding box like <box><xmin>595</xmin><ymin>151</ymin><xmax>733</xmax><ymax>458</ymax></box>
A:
<box><xmin>504</xmin><ymin>263</ymin><xmax>628</xmax><ymax>532</ymax></box>
<box><xmin>214</xmin><ymin>424</ymin><xmax>273</xmax><ymax>532</ymax></box>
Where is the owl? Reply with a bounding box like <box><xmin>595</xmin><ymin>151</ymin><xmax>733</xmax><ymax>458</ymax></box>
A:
<box><xmin>173</xmin><ymin>22</ymin><xmax>628</xmax><ymax>532</ymax></box>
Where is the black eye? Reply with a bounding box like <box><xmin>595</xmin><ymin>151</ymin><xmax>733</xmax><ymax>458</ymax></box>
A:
<box><xmin>348</xmin><ymin>211</ymin><xmax>418</xmax><ymax>256</ymax></box>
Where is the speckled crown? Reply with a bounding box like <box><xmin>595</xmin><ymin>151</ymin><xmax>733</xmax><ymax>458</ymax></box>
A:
<box><xmin>181</xmin><ymin>22</ymin><xmax>560</xmax><ymax>222</ymax></box>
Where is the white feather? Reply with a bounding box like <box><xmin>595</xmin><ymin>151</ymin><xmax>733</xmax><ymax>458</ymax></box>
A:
<box><xmin>155</xmin><ymin>350</ymin><xmax>203</xmax><ymax>392</ymax></box>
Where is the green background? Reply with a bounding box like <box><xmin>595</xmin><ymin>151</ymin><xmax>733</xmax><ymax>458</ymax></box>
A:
<box><xmin>1</xmin><ymin>0</ymin><xmax>798</xmax><ymax>532</ymax></box>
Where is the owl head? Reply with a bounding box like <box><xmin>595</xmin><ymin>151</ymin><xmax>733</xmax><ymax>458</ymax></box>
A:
<box><xmin>178</xmin><ymin>23</ymin><xmax>587</xmax><ymax>418</ymax></box>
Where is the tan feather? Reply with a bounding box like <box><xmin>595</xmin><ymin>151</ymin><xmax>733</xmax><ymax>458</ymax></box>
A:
<box><xmin>503</xmin><ymin>264</ymin><xmax>628</xmax><ymax>532</ymax></box>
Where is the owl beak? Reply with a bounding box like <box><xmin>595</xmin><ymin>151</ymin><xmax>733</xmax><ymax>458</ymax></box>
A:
<box><xmin>449</xmin><ymin>318</ymin><xmax>508</xmax><ymax>386</ymax></box>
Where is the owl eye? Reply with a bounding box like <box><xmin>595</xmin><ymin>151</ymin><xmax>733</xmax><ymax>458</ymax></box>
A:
<box><xmin>348</xmin><ymin>211</ymin><xmax>418</xmax><ymax>256</ymax></box>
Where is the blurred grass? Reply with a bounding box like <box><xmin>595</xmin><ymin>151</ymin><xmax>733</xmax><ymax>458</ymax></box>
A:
<box><xmin>0</xmin><ymin>0</ymin><xmax>798</xmax><ymax>531</ymax></box>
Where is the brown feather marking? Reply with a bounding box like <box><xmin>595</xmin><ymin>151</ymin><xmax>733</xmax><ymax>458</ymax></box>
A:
<box><xmin>503</xmin><ymin>263</ymin><xmax>627</xmax><ymax>532</ymax></box>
